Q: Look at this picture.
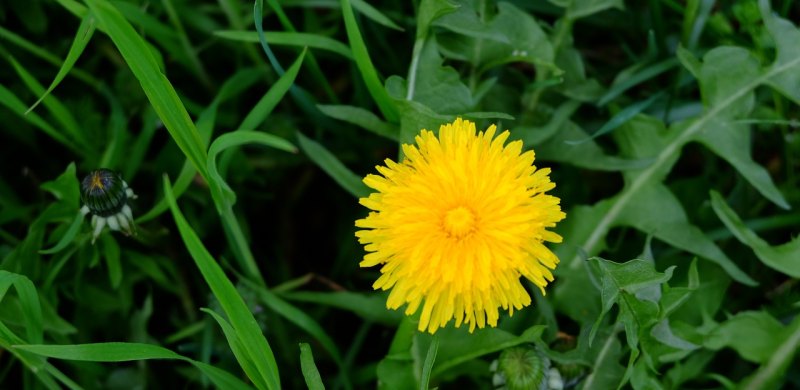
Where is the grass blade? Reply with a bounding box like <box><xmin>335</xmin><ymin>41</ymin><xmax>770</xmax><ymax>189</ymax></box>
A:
<box><xmin>15</xmin><ymin>343</ymin><xmax>253</xmax><ymax>390</ymax></box>
<box><xmin>296</xmin><ymin>132</ymin><xmax>370</xmax><ymax>198</ymax></box>
<box><xmin>340</xmin><ymin>0</ymin><xmax>398</xmax><ymax>122</ymax></box>
<box><xmin>164</xmin><ymin>175</ymin><xmax>281</xmax><ymax>390</ymax></box>
<box><xmin>26</xmin><ymin>14</ymin><xmax>96</xmax><ymax>114</ymax></box>
<box><xmin>215</xmin><ymin>31</ymin><xmax>352</xmax><ymax>59</ymax></box>
<box><xmin>419</xmin><ymin>336</ymin><xmax>439</xmax><ymax>390</ymax></box>
<box><xmin>240</xmin><ymin>49</ymin><xmax>307</xmax><ymax>131</ymax></box>
<box><xmin>299</xmin><ymin>343</ymin><xmax>325</xmax><ymax>390</ymax></box>
<box><xmin>318</xmin><ymin>104</ymin><xmax>399</xmax><ymax>141</ymax></box>
<box><xmin>85</xmin><ymin>0</ymin><xmax>209</xmax><ymax>180</ymax></box>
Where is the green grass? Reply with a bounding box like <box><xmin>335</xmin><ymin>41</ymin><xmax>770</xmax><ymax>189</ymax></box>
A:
<box><xmin>1</xmin><ymin>0</ymin><xmax>799</xmax><ymax>389</ymax></box>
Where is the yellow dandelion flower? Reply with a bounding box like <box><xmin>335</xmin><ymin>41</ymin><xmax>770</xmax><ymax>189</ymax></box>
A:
<box><xmin>355</xmin><ymin>118</ymin><xmax>566</xmax><ymax>334</ymax></box>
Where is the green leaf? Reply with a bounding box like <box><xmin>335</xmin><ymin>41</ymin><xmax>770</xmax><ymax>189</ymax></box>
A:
<box><xmin>418</xmin><ymin>336</ymin><xmax>439</xmax><ymax>390</ymax></box>
<box><xmin>202</xmin><ymin>308</ymin><xmax>268</xmax><ymax>390</ymax></box>
<box><xmin>740</xmin><ymin>313</ymin><xmax>800</xmax><ymax>389</ymax></box>
<box><xmin>100</xmin><ymin>235</ymin><xmax>122</xmax><ymax>289</ymax></box>
<box><xmin>549</xmin><ymin>0</ymin><xmax>625</xmax><ymax>19</ymax></box>
<box><xmin>691</xmin><ymin>47</ymin><xmax>788</xmax><ymax>209</ymax></box>
<box><xmin>85</xmin><ymin>0</ymin><xmax>209</xmax><ymax>180</ymax></box>
<box><xmin>14</xmin><ymin>342</ymin><xmax>253</xmax><ymax>390</ymax></box>
<box><xmin>437</xmin><ymin>2</ymin><xmax>555</xmax><ymax>73</ymax></box>
<box><xmin>588</xmin><ymin>258</ymin><xmax>674</xmax><ymax>346</ymax></box>
<box><xmin>214</xmin><ymin>30</ymin><xmax>352</xmax><ymax>59</ymax></box>
<box><xmin>0</xmin><ymin>271</ymin><xmax>43</xmax><ymax>344</ymax></box>
<box><xmin>163</xmin><ymin>175</ymin><xmax>280</xmax><ymax>390</ymax></box>
<box><xmin>239</xmin><ymin>49</ymin><xmax>307</xmax><ymax>131</ymax></box>
<box><xmin>351</xmin><ymin>0</ymin><xmax>403</xmax><ymax>31</ymax></box>
<box><xmin>39</xmin><ymin>212</ymin><xmax>84</xmax><ymax>255</ymax></box>
<box><xmin>415</xmin><ymin>0</ymin><xmax>458</xmax><ymax>40</ymax></box>
<box><xmin>704</xmin><ymin>311</ymin><xmax>783</xmax><ymax>363</ymax></box>
<box><xmin>710</xmin><ymin>190</ymin><xmax>800</xmax><ymax>277</ymax></box>
<box><xmin>26</xmin><ymin>13</ymin><xmax>95</xmax><ymax>114</ymax></box>
<box><xmin>432</xmin><ymin>325</ymin><xmax>545</xmax><ymax>376</ymax></box>
<box><xmin>296</xmin><ymin>131</ymin><xmax>370</xmax><ymax>198</ymax></box>
<box><xmin>299</xmin><ymin>343</ymin><xmax>325</xmax><ymax>390</ymax></box>
<box><xmin>340</xmin><ymin>0</ymin><xmax>399</xmax><ymax>121</ymax></box>
<box><xmin>535</xmin><ymin>121</ymin><xmax>653</xmax><ymax>171</ymax></box>
<box><xmin>317</xmin><ymin>105</ymin><xmax>399</xmax><ymax>141</ymax></box>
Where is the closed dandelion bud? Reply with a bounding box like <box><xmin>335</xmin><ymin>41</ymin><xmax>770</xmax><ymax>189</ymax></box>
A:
<box><xmin>498</xmin><ymin>346</ymin><xmax>548</xmax><ymax>390</ymax></box>
<box><xmin>80</xmin><ymin>169</ymin><xmax>137</xmax><ymax>243</ymax></box>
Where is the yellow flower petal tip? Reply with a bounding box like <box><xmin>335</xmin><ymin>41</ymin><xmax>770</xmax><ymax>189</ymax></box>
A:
<box><xmin>355</xmin><ymin>118</ymin><xmax>566</xmax><ymax>334</ymax></box>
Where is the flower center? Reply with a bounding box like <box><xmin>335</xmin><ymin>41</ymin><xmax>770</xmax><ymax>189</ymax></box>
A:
<box><xmin>443</xmin><ymin>206</ymin><xmax>476</xmax><ymax>238</ymax></box>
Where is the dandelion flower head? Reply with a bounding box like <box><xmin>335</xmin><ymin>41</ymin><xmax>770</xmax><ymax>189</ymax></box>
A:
<box><xmin>356</xmin><ymin>118</ymin><xmax>566</xmax><ymax>334</ymax></box>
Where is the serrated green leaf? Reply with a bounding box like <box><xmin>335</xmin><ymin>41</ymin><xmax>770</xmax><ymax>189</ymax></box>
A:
<box><xmin>710</xmin><ymin>190</ymin><xmax>800</xmax><ymax>277</ymax></box>
<box><xmin>704</xmin><ymin>311</ymin><xmax>783</xmax><ymax>363</ymax></box>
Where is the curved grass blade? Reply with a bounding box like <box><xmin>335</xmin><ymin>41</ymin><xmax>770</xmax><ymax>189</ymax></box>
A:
<box><xmin>299</xmin><ymin>343</ymin><xmax>325</xmax><ymax>390</ymax></box>
<box><xmin>240</xmin><ymin>49</ymin><xmax>307</xmax><ymax>131</ymax></box>
<box><xmin>202</xmin><ymin>308</ymin><xmax>269</xmax><ymax>390</ymax></box>
<box><xmin>419</xmin><ymin>336</ymin><xmax>439</xmax><ymax>390</ymax></box>
<box><xmin>39</xmin><ymin>212</ymin><xmax>84</xmax><ymax>255</ymax></box>
<box><xmin>0</xmin><ymin>271</ymin><xmax>43</xmax><ymax>344</ymax></box>
<box><xmin>137</xmin><ymin>70</ymin><xmax>261</xmax><ymax>223</ymax></box>
<box><xmin>215</xmin><ymin>31</ymin><xmax>352</xmax><ymax>59</ymax></box>
<box><xmin>340</xmin><ymin>0</ymin><xmax>399</xmax><ymax>122</ymax></box>
<box><xmin>84</xmin><ymin>0</ymin><xmax>208</xmax><ymax>180</ymax></box>
<box><xmin>351</xmin><ymin>0</ymin><xmax>403</xmax><ymax>31</ymax></box>
<box><xmin>14</xmin><ymin>342</ymin><xmax>253</xmax><ymax>390</ymax></box>
<box><xmin>0</xmin><ymin>85</ymin><xmax>78</xmax><ymax>153</ymax></box>
<box><xmin>207</xmin><ymin>131</ymin><xmax>297</xmax><ymax>207</ymax></box>
<box><xmin>164</xmin><ymin>175</ymin><xmax>281</xmax><ymax>390</ymax></box>
<box><xmin>317</xmin><ymin>104</ymin><xmax>399</xmax><ymax>141</ymax></box>
<box><xmin>296</xmin><ymin>132</ymin><xmax>370</xmax><ymax>198</ymax></box>
<box><xmin>26</xmin><ymin>14</ymin><xmax>95</xmax><ymax>114</ymax></box>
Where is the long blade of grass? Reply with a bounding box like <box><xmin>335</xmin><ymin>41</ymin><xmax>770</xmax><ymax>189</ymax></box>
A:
<box><xmin>164</xmin><ymin>175</ymin><xmax>281</xmax><ymax>389</ymax></box>
<box><xmin>296</xmin><ymin>132</ymin><xmax>370</xmax><ymax>198</ymax></box>
<box><xmin>137</xmin><ymin>69</ymin><xmax>262</xmax><ymax>223</ymax></box>
<box><xmin>317</xmin><ymin>104</ymin><xmax>399</xmax><ymax>141</ymax></box>
<box><xmin>14</xmin><ymin>343</ymin><xmax>253</xmax><ymax>390</ymax></box>
<box><xmin>202</xmin><ymin>308</ymin><xmax>269</xmax><ymax>390</ymax></box>
<box><xmin>340</xmin><ymin>0</ymin><xmax>398</xmax><ymax>122</ymax></box>
<box><xmin>85</xmin><ymin>0</ymin><xmax>209</xmax><ymax>180</ymax></box>
<box><xmin>0</xmin><ymin>271</ymin><xmax>43</xmax><ymax>344</ymax></box>
<box><xmin>419</xmin><ymin>336</ymin><xmax>439</xmax><ymax>390</ymax></box>
<box><xmin>240</xmin><ymin>49</ymin><xmax>307</xmax><ymax>131</ymax></box>
<box><xmin>299</xmin><ymin>343</ymin><xmax>326</xmax><ymax>390</ymax></box>
<box><xmin>39</xmin><ymin>212</ymin><xmax>84</xmax><ymax>255</ymax></box>
<box><xmin>215</xmin><ymin>31</ymin><xmax>352</xmax><ymax>59</ymax></box>
<box><xmin>26</xmin><ymin>14</ymin><xmax>96</xmax><ymax>114</ymax></box>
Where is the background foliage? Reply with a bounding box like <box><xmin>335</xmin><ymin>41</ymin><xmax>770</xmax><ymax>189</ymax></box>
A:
<box><xmin>1</xmin><ymin>0</ymin><xmax>799</xmax><ymax>389</ymax></box>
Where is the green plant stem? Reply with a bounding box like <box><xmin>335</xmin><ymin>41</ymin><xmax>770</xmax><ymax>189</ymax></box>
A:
<box><xmin>388</xmin><ymin>316</ymin><xmax>416</xmax><ymax>355</ymax></box>
<box><xmin>405</xmin><ymin>37</ymin><xmax>425</xmax><ymax>101</ymax></box>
